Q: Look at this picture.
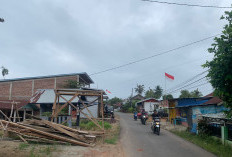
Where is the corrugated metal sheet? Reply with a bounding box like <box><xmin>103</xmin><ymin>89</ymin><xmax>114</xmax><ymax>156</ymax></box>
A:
<box><xmin>30</xmin><ymin>89</ymin><xmax>79</xmax><ymax>104</ymax></box>
<box><xmin>0</xmin><ymin>99</ymin><xmax>29</xmax><ymax>109</ymax></box>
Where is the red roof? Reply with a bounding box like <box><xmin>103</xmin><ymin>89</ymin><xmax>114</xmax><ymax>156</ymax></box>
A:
<box><xmin>0</xmin><ymin>99</ymin><xmax>29</xmax><ymax>110</ymax></box>
<box><xmin>203</xmin><ymin>93</ymin><xmax>223</xmax><ymax>105</ymax></box>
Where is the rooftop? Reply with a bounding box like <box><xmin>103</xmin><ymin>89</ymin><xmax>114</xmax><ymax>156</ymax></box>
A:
<box><xmin>0</xmin><ymin>72</ymin><xmax>94</xmax><ymax>84</ymax></box>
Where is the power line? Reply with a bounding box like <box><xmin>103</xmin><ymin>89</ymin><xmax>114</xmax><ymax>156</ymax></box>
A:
<box><xmin>167</xmin><ymin>76</ymin><xmax>208</xmax><ymax>93</ymax></box>
<box><xmin>142</xmin><ymin>0</ymin><xmax>232</xmax><ymax>9</ymax></box>
<box><xmin>90</xmin><ymin>34</ymin><xmax>221</xmax><ymax>76</ymax></box>
<box><xmin>166</xmin><ymin>70</ymin><xmax>208</xmax><ymax>92</ymax></box>
<box><xmin>168</xmin><ymin>82</ymin><xmax>210</xmax><ymax>94</ymax></box>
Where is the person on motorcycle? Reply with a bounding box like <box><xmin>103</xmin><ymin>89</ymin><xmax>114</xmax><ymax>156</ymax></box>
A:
<box><xmin>151</xmin><ymin>110</ymin><xmax>159</xmax><ymax>120</ymax></box>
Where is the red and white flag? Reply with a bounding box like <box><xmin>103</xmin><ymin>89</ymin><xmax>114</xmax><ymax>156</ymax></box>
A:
<box><xmin>165</xmin><ymin>72</ymin><xmax>174</xmax><ymax>80</ymax></box>
<box><xmin>106</xmin><ymin>89</ymin><xmax>111</xmax><ymax>94</ymax></box>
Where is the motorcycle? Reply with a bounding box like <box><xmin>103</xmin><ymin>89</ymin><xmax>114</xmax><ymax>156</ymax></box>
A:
<box><xmin>141</xmin><ymin>114</ymin><xmax>148</xmax><ymax>125</ymax></box>
<box><xmin>151</xmin><ymin>117</ymin><xmax>160</xmax><ymax>135</ymax></box>
<box><xmin>134</xmin><ymin>114</ymin><xmax>138</xmax><ymax>121</ymax></box>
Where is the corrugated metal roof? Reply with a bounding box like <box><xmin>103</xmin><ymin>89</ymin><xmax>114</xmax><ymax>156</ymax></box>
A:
<box><xmin>0</xmin><ymin>99</ymin><xmax>29</xmax><ymax>109</ymax></box>
<box><xmin>30</xmin><ymin>89</ymin><xmax>99</xmax><ymax>104</ymax></box>
<box><xmin>0</xmin><ymin>72</ymin><xmax>94</xmax><ymax>84</ymax></box>
<box><xmin>30</xmin><ymin>89</ymin><xmax>79</xmax><ymax>104</ymax></box>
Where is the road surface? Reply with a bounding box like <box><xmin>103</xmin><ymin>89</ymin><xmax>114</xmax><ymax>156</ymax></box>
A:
<box><xmin>118</xmin><ymin>112</ymin><xmax>215</xmax><ymax>157</ymax></box>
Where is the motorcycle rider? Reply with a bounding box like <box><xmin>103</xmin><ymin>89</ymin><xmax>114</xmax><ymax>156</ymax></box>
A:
<box><xmin>151</xmin><ymin>110</ymin><xmax>159</xmax><ymax>120</ymax></box>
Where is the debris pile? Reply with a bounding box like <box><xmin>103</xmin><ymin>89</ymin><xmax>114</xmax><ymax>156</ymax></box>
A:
<box><xmin>0</xmin><ymin>117</ymin><xmax>103</xmax><ymax>147</ymax></box>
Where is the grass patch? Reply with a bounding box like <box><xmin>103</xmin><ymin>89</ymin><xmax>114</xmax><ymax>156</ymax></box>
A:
<box><xmin>80</xmin><ymin>120</ymin><xmax>112</xmax><ymax>130</ymax></box>
<box><xmin>18</xmin><ymin>143</ymin><xmax>30</xmax><ymax>150</ymax></box>
<box><xmin>171</xmin><ymin>130</ymin><xmax>232</xmax><ymax>157</ymax></box>
<box><xmin>105</xmin><ymin>135</ymin><xmax>118</xmax><ymax>144</ymax></box>
<box><xmin>104</xmin><ymin>125</ymin><xmax>120</xmax><ymax>145</ymax></box>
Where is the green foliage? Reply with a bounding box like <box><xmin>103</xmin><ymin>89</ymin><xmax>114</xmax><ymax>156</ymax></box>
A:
<box><xmin>41</xmin><ymin>112</ymin><xmax>52</xmax><ymax>117</ymax></box>
<box><xmin>179</xmin><ymin>89</ymin><xmax>203</xmax><ymax>98</ymax></box>
<box><xmin>105</xmin><ymin>136</ymin><xmax>118</xmax><ymax>144</ymax></box>
<box><xmin>179</xmin><ymin>90</ymin><xmax>192</xmax><ymax>98</ymax></box>
<box><xmin>63</xmin><ymin>80</ymin><xmax>84</xmax><ymax>89</ymax></box>
<box><xmin>145</xmin><ymin>88</ymin><xmax>155</xmax><ymax>98</ymax></box>
<box><xmin>18</xmin><ymin>143</ymin><xmax>30</xmax><ymax>150</ymax></box>
<box><xmin>1</xmin><ymin>66</ymin><xmax>9</xmax><ymax>79</ymax></box>
<box><xmin>108</xmin><ymin>97</ymin><xmax>123</xmax><ymax>106</ymax></box>
<box><xmin>134</xmin><ymin>84</ymin><xmax>145</xmax><ymax>95</ymax></box>
<box><xmin>197</xmin><ymin>119</ymin><xmax>212</xmax><ymax>136</ymax></box>
<box><xmin>145</xmin><ymin>85</ymin><xmax>163</xmax><ymax>99</ymax></box>
<box><xmin>172</xmin><ymin>130</ymin><xmax>232</xmax><ymax>157</ymax></box>
<box><xmin>190</xmin><ymin>89</ymin><xmax>203</xmax><ymax>98</ymax></box>
<box><xmin>203</xmin><ymin>10</ymin><xmax>232</xmax><ymax>118</ymax></box>
<box><xmin>154</xmin><ymin>85</ymin><xmax>163</xmax><ymax>99</ymax></box>
<box><xmin>162</xmin><ymin>94</ymin><xmax>173</xmax><ymax>100</ymax></box>
<box><xmin>128</xmin><ymin>107</ymin><xmax>134</xmax><ymax>113</ymax></box>
<box><xmin>80</xmin><ymin>120</ymin><xmax>112</xmax><ymax>130</ymax></box>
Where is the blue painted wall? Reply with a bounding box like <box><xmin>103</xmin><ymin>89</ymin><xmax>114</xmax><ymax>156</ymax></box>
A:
<box><xmin>191</xmin><ymin>105</ymin><xmax>227</xmax><ymax>133</ymax></box>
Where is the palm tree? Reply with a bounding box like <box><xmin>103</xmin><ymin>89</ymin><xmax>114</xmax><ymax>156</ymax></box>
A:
<box><xmin>134</xmin><ymin>84</ymin><xmax>145</xmax><ymax>95</ymax></box>
<box><xmin>1</xmin><ymin>66</ymin><xmax>9</xmax><ymax>79</ymax></box>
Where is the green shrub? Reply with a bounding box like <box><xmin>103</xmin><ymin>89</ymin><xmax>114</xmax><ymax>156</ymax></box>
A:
<box><xmin>18</xmin><ymin>143</ymin><xmax>30</xmax><ymax>150</ymax></box>
<box><xmin>80</xmin><ymin>120</ymin><xmax>112</xmax><ymax>130</ymax></box>
<box><xmin>128</xmin><ymin>107</ymin><xmax>134</xmax><ymax>113</ymax></box>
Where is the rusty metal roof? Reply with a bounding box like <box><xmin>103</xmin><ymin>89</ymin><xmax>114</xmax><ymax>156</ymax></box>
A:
<box><xmin>0</xmin><ymin>99</ymin><xmax>29</xmax><ymax>110</ymax></box>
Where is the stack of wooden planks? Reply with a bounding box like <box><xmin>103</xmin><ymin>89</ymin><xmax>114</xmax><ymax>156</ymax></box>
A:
<box><xmin>0</xmin><ymin>117</ymin><xmax>103</xmax><ymax>147</ymax></box>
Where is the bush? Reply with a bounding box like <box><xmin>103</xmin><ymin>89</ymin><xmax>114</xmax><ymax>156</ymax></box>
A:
<box><xmin>128</xmin><ymin>107</ymin><xmax>134</xmax><ymax>113</ymax></box>
<box><xmin>198</xmin><ymin>119</ymin><xmax>212</xmax><ymax>136</ymax></box>
<box><xmin>80</xmin><ymin>120</ymin><xmax>112</xmax><ymax>130</ymax></box>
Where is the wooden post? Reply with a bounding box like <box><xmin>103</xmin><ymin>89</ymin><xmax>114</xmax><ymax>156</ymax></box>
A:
<box><xmin>101</xmin><ymin>92</ymin><xmax>104</xmax><ymax>130</ymax></box>
<box><xmin>13</xmin><ymin>110</ymin><xmax>16</xmax><ymax>122</ymax></box>
<box><xmin>23</xmin><ymin>108</ymin><xmax>26</xmax><ymax>120</ymax></box>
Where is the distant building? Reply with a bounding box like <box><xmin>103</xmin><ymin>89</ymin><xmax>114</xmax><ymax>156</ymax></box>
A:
<box><xmin>131</xmin><ymin>94</ymin><xmax>145</xmax><ymax>101</ymax></box>
<box><xmin>136</xmin><ymin>98</ymin><xmax>159</xmax><ymax>114</ymax></box>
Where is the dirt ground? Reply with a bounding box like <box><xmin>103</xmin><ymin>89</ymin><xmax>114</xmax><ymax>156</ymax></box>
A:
<box><xmin>0</xmin><ymin>118</ymin><xmax>124</xmax><ymax>157</ymax></box>
<box><xmin>0</xmin><ymin>140</ymin><xmax>124</xmax><ymax>157</ymax></box>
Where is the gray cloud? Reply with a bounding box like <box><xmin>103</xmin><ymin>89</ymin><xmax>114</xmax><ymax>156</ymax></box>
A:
<box><xmin>0</xmin><ymin>0</ymin><xmax>230</xmax><ymax>98</ymax></box>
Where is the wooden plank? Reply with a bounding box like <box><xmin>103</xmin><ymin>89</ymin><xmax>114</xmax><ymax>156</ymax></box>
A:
<box><xmin>78</xmin><ymin>97</ymin><xmax>102</xmax><ymax>130</ymax></box>
<box><xmin>36</xmin><ymin>119</ymin><xmax>87</xmax><ymax>143</ymax></box>
<box><xmin>18</xmin><ymin>134</ymin><xmax>28</xmax><ymax>143</ymax></box>
<box><xmin>0</xmin><ymin>120</ymin><xmax>91</xmax><ymax>146</ymax></box>
<box><xmin>52</xmin><ymin>93</ymin><xmax>78</xmax><ymax>118</ymax></box>
<box><xmin>0</xmin><ymin>110</ymin><xmax>11</xmax><ymax>121</ymax></box>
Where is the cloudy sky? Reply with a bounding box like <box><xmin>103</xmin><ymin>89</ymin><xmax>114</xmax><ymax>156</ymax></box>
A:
<box><xmin>0</xmin><ymin>0</ymin><xmax>231</xmax><ymax>99</ymax></box>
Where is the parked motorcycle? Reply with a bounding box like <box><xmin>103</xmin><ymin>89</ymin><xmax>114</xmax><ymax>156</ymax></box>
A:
<box><xmin>151</xmin><ymin>117</ymin><xmax>160</xmax><ymax>135</ymax></box>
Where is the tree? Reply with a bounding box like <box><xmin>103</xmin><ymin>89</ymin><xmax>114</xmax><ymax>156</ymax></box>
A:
<box><xmin>0</xmin><ymin>18</ymin><xmax>4</xmax><ymax>22</ymax></box>
<box><xmin>134</xmin><ymin>84</ymin><xmax>145</xmax><ymax>95</ymax></box>
<box><xmin>1</xmin><ymin>66</ymin><xmax>9</xmax><ymax>79</ymax></box>
<box><xmin>154</xmin><ymin>85</ymin><xmax>163</xmax><ymax>99</ymax></box>
<box><xmin>108</xmin><ymin>97</ymin><xmax>123</xmax><ymax>106</ymax></box>
<box><xmin>179</xmin><ymin>90</ymin><xmax>191</xmax><ymax>98</ymax></box>
<box><xmin>63</xmin><ymin>80</ymin><xmax>84</xmax><ymax>89</ymax></box>
<box><xmin>190</xmin><ymin>89</ymin><xmax>203</xmax><ymax>98</ymax></box>
<box><xmin>163</xmin><ymin>94</ymin><xmax>173</xmax><ymax>100</ymax></box>
<box><xmin>145</xmin><ymin>88</ymin><xmax>155</xmax><ymax>98</ymax></box>
<box><xmin>203</xmin><ymin>10</ymin><xmax>232</xmax><ymax>118</ymax></box>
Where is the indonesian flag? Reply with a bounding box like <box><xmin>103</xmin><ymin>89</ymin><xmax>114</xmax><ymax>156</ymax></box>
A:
<box><xmin>106</xmin><ymin>89</ymin><xmax>111</xmax><ymax>94</ymax></box>
<box><xmin>165</xmin><ymin>72</ymin><xmax>174</xmax><ymax>80</ymax></box>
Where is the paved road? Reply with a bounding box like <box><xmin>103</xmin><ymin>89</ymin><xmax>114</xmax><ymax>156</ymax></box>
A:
<box><xmin>118</xmin><ymin>112</ymin><xmax>215</xmax><ymax>157</ymax></box>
